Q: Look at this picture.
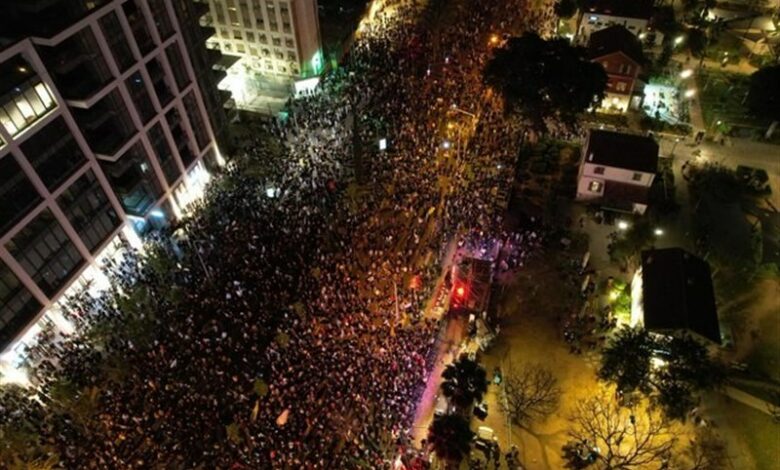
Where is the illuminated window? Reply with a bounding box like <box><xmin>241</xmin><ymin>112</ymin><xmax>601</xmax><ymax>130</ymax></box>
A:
<box><xmin>588</xmin><ymin>181</ymin><xmax>603</xmax><ymax>193</ymax></box>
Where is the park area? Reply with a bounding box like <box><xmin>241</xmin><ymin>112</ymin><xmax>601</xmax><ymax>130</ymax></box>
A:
<box><xmin>697</xmin><ymin>70</ymin><xmax>769</xmax><ymax>137</ymax></box>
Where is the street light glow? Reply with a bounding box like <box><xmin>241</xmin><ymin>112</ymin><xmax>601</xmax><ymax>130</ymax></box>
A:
<box><xmin>674</xmin><ymin>35</ymin><xmax>684</xmax><ymax>46</ymax></box>
<box><xmin>680</xmin><ymin>69</ymin><xmax>693</xmax><ymax>79</ymax></box>
<box><xmin>442</xmin><ymin>140</ymin><xmax>451</xmax><ymax>149</ymax></box>
<box><xmin>617</xmin><ymin>221</ymin><xmax>629</xmax><ymax>230</ymax></box>
<box><xmin>654</xmin><ymin>228</ymin><xmax>664</xmax><ymax>236</ymax></box>
<box><xmin>684</xmin><ymin>89</ymin><xmax>696</xmax><ymax>98</ymax></box>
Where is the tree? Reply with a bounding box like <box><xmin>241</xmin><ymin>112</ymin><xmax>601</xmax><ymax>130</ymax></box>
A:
<box><xmin>502</xmin><ymin>365</ymin><xmax>562</xmax><ymax>426</ymax></box>
<box><xmin>599</xmin><ymin>328</ymin><xmax>726</xmax><ymax>420</ymax></box>
<box><xmin>554</xmin><ymin>0</ymin><xmax>578</xmax><ymax>18</ymax></box>
<box><xmin>427</xmin><ymin>414</ymin><xmax>474</xmax><ymax>468</ymax></box>
<box><xmin>608</xmin><ymin>219</ymin><xmax>656</xmax><ymax>269</ymax></box>
<box><xmin>566</xmin><ymin>390</ymin><xmax>681</xmax><ymax>469</ymax></box>
<box><xmin>483</xmin><ymin>33</ymin><xmax>607</xmax><ymax>132</ymax></box>
<box><xmin>441</xmin><ymin>354</ymin><xmax>488</xmax><ymax>411</ymax></box>
<box><xmin>688</xmin><ymin>27</ymin><xmax>710</xmax><ymax>68</ymax></box>
<box><xmin>598</xmin><ymin>326</ymin><xmax>655</xmax><ymax>394</ymax></box>
<box><xmin>675</xmin><ymin>427</ymin><xmax>729</xmax><ymax>470</ymax></box>
<box><xmin>746</xmin><ymin>65</ymin><xmax>780</xmax><ymax>138</ymax></box>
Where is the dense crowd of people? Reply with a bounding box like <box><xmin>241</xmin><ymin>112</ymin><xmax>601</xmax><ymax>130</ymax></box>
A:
<box><xmin>0</xmin><ymin>0</ymin><xmax>559</xmax><ymax>467</ymax></box>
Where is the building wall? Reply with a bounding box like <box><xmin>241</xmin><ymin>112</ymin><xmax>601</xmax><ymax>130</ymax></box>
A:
<box><xmin>205</xmin><ymin>0</ymin><xmax>321</xmax><ymax>78</ymax></box>
<box><xmin>578</xmin><ymin>13</ymin><xmax>660</xmax><ymax>46</ymax></box>
<box><xmin>0</xmin><ymin>0</ymin><xmax>222</xmax><ymax>355</ymax></box>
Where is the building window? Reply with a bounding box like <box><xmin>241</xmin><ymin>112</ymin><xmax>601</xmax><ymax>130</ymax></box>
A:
<box><xmin>57</xmin><ymin>170</ymin><xmax>120</xmax><ymax>253</ymax></box>
<box><xmin>0</xmin><ymin>155</ymin><xmax>42</xmax><ymax>236</ymax></box>
<box><xmin>148</xmin><ymin>122</ymin><xmax>181</xmax><ymax>185</ymax></box>
<box><xmin>0</xmin><ymin>69</ymin><xmax>56</xmax><ymax>136</ymax></box>
<box><xmin>632</xmin><ymin>172</ymin><xmax>642</xmax><ymax>181</ymax></box>
<box><xmin>616</xmin><ymin>82</ymin><xmax>627</xmax><ymax>92</ymax></box>
<box><xmin>588</xmin><ymin>181</ymin><xmax>603</xmax><ymax>193</ymax></box>
<box><xmin>146</xmin><ymin>0</ymin><xmax>174</xmax><ymax>39</ymax></box>
<box><xmin>20</xmin><ymin>117</ymin><xmax>86</xmax><ymax>191</ymax></box>
<box><xmin>272</xmin><ymin>37</ymin><xmax>281</xmax><ymax>46</ymax></box>
<box><xmin>166</xmin><ymin>43</ymin><xmax>191</xmax><ymax>90</ymax></box>
<box><xmin>246</xmin><ymin>31</ymin><xmax>255</xmax><ymax>42</ymax></box>
<box><xmin>123</xmin><ymin>0</ymin><xmax>155</xmax><ymax>56</ymax></box>
<box><xmin>183</xmin><ymin>92</ymin><xmax>209</xmax><ymax>151</ymax></box>
<box><xmin>0</xmin><ymin>260</ymin><xmax>43</xmax><ymax>348</ymax></box>
<box><xmin>593</xmin><ymin>166</ymin><xmax>605</xmax><ymax>175</ymax></box>
<box><xmin>100</xmin><ymin>142</ymin><xmax>162</xmax><ymax>216</ymax></box>
<box><xmin>124</xmin><ymin>71</ymin><xmax>155</xmax><ymax>124</ymax></box>
<box><xmin>233</xmin><ymin>30</ymin><xmax>243</xmax><ymax>39</ymax></box>
<box><xmin>7</xmin><ymin>209</ymin><xmax>85</xmax><ymax>297</ymax></box>
<box><xmin>259</xmin><ymin>34</ymin><xmax>268</xmax><ymax>44</ymax></box>
<box><xmin>99</xmin><ymin>11</ymin><xmax>135</xmax><ymax>71</ymax></box>
<box><xmin>166</xmin><ymin>106</ymin><xmax>195</xmax><ymax>167</ymax></box>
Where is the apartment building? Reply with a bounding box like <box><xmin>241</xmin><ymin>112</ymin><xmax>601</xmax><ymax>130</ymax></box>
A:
<box><xmin>204</xmin><ymin>0</ymin><xmax>323</xmax><ymax>80</ymax></box>
<box><xmin>0</xmin><ymin>0</ymin><xmax>225</xmax><ymax>360</ymax></box>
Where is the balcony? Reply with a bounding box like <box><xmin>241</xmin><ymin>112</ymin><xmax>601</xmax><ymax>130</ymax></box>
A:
<box><xmin>206</xmin><ymin>48</ymin><xmax>222</xmax><ymax>66</ymax></box>
<box><xmin>212</xmin><ymin>69</ymin><xmax>227</xmax><ymax>84</ymax></box>
<box><xmin>200</xmin><ymin>25</ymin><xmax>216</xmax><ymax>41</ymax></box>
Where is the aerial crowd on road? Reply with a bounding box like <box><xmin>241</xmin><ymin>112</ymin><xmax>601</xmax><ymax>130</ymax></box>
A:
<box><xmin>0</xmin><ymin>0</ymin><xmax>560</xmax><ymax>468</ymax></box>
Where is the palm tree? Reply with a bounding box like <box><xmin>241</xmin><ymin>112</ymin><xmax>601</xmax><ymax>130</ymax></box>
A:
<box><xmin>441</xmin><ymin>354</ymin><xmax>488</xmax><ymax>411</ymax></box>
<box><xmin>427</xmin><ymin>414</ymin><xmax>474</xmax><ymax>469</ymax></box>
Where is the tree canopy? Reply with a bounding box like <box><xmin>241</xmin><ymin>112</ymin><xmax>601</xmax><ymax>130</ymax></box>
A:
<box><xmin>599</xmin><ymin>327</ymin><xmax>726</xmax><ymax>420</ymax></box>
<box><xmin>427</xmin><ymin>414</ymin><xmax>474</xmax><ymax>466</ymax></box>
<box><xmin>746</xmin><ymin>65</ymin><xmax>780</xmax><ymax>122</ymax></box>
<box><xmin>553</xmin><ymin>0</ymin><xmax>578</xmax><ymax>18</ymax></box>
<box><xmin>441</xmin><ymin>354</ymin><xmax>489</xmax><ymax>410</ymax></box>
<box><xmin>483</xmin><ymin>33</ymin><xmax>607</xmax><ymax>131</ymax></box>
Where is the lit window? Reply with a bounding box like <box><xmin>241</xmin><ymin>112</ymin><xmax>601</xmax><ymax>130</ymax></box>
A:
<box><xmin>588</xmin><ymin>181</ymin><xmax>603</xmax><ymax>193</ymax></box>
<box><xmin>34</xmin><ymin>83</ymin><xmax>54</xmax><ymax>108</ymax></box>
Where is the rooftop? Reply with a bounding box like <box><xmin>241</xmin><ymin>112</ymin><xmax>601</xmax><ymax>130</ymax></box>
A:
<box><xmin>585</xmin><ymin>130</ymin><xmax>659</xmax><ymax>173</ymax></box>
<box><xmin>640</xmin><ymin>248</ymin><xmax>721</xmax><ymax>344</ymax></box>
<box><xmin>582</xmin><ymin>0</ymin><xmax>654</xmax><ymax>20</ymax></box>
<box><xmin>588</xmin><ymin>25</ymin><xmax>645</xmax><ymax>65</ymax></box>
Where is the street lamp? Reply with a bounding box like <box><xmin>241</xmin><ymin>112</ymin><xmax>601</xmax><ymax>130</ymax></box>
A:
<box><xmin>442</xmin><ymin>139</ymin><xmax>451</xmax><ymax>150</ymax></box>
<box><xmin>679</xmin><ymin>69</ymin><xmax>693</xmax><ymax>79</ymax></box>
<box><xmin>670</xmin><ymin>137</ymin><xmax>681</xmax><ymax>157</ymax></box>
<box><xmin>684</xmin><ymin>89</ymin><xmax>696</xmax><ymax>98</ymax></box>
<box><xmin>617</xmin><ymin>220</ymin><xmax>629</xmax><ymax>231</ymax></box>
<box><xmin>674</xmin><ymin>35</ymin><xmax>685</xmax><ymax>46</ymax></box>
<box><xmin>654</xmin><ymin>228</ymin><xmax>664</xmax><ymax>236</ymax></box>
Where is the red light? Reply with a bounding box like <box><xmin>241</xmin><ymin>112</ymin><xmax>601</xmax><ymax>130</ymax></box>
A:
<box><xmin>455</xmin><ymin>286</ymin><xmax>465</xmax><ymax>298</ymax></box>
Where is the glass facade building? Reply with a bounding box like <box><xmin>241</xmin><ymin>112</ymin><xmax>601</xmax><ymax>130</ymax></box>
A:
<box><xmin>0</xmin><ymin>0</ymin><xmax>224</xmax><ymax>354</ymax></box>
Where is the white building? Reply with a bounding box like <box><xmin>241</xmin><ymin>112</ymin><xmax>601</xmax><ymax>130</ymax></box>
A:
<box><xmin>576</xmin><ymin>130</ymin><xmax>658</xmax><ymax>214</ymax></box>
<box><xmin>577</xmin><ymin>0</ymin><xmax>662</xmax><ymax>47</ymax></box>
<box><xmin>0</xmin><ymin>0</ymin><xmax>224</xmax><ymax>371</ymax></box>
<box><xmin>203</xmin><ymin>0</ymin><xmax>323</xmax><ymax>80</ymax></box>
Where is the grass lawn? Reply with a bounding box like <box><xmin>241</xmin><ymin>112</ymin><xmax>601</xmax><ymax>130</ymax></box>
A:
<box><xmin>697</xmin><ymin>70</ymin><xmax>766</xmax><ymax>131</ymax></box>
<box><xmin>720</xmin><ymin>399</ymin><xmax>780</xmax><ymax>470</ymax></box>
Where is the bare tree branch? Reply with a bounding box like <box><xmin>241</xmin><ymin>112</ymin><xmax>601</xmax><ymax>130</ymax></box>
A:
<box><xmin>565</xmin><ymin>389</ymin><xmax>681</xmax><ymax>469</ymax></box>
<box><xmin>501</xmin><ymin>364</ymin><xmax>561</xmax><ymax>426</ymax></box>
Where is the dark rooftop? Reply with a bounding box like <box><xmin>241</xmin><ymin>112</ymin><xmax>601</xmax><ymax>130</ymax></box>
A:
<box><xmin>582</xmin><ymin>0</ymin><xmax>654</xmax><ymax>20</ymax></box>
<box><xmin>0</xmin><ymin>0</ymin><xmax>109</xmax><ymax>41</ymax></box>
<box><xmin>588</xmin><ymin>25</ymin><xmax>645</xmax><ymax>65</ymax></box>
<box><xmin>640</xmin><ymin>248</ymin><xmax>721</xmax><ymax>344</ymax></box>
<box><xmin>585</xmin><ymin>130</ymin><xmax>659</xmax><ymax>173</ymax></box>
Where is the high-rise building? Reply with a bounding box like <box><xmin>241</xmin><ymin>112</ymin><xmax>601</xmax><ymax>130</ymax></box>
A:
<box><xmin>203</xmin><ymin>0</ymin><xmax>323</xmax><ymax>81</ymax></box>
<box><xmin>0</xmin><ymin>0</ymin><xmax>227</xmax><ymax>358</ymax></box>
